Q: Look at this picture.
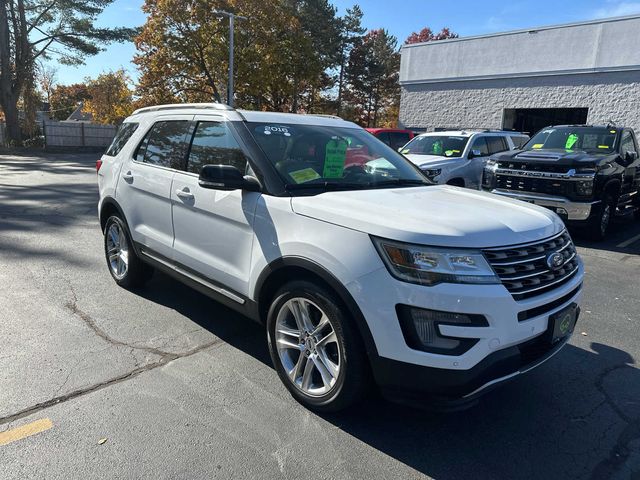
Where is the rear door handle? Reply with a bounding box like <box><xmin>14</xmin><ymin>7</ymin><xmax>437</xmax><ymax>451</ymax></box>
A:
<box><xmin>122</xmin><ymin>171</ymin><xmax>134</xmax><ymax>181</ymax></box>
<box><xmin>175</xmin><ymin>188</ymin><xmax>194</xmax><ymax>200</ymax></box>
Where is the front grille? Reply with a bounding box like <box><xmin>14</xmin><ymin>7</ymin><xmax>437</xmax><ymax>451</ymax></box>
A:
<box><xmin>497</xmin><ymin>162</ymin><xmax>571</xmax><ymax>174</ymax></box>
<box><xmin>483</xmin><ymin>231</ymin><xmax>579</xmax><ymax>300</ymax></box>
<box><xmin>495</xmin><ymin>175</ymin><xmax>571</xmax><ymax>196</ymax></box>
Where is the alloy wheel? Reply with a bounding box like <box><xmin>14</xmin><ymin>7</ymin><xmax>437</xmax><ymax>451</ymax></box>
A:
<box><xmin>106</xmin><ymin>222</ymin><xmax>129</xmax><ymax>280</ymax></box>
<box><xmin>274</xmin><ymin>298</ymin><xmax>341</xmax><ymax>397</ymax></box>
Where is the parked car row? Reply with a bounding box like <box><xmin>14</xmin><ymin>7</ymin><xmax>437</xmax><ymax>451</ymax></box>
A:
<box><xmin>98</xmin><ymin>104</ymin><xmax>585</xmax><ymax>412</ymax></box>
<box><xmin>396</xmin><ymin>125</ymin><xmax>640</xmax><ymax>240</ymax></box>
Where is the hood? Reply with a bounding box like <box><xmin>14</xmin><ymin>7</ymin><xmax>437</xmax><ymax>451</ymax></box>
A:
<box><xmin>291</xmin><ymin>185</ymin><xmax>564</xmax><ymax>248</ymax></box>
<box><xmin>404</xmin><ymin>154</ymin><xmax>456</xmax><ymax>169</ymax></box>
<box><xmin>494</xmin><ymin>148</ymin><xmax>612</xmax><ymax>167</ymax></box>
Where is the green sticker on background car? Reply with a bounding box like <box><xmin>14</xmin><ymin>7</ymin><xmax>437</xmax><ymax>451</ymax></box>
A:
<box><xmin>290</xmin><ymin>168</ymin><xmax>321</xmax><ymax>184</ymax></box>
<box><xmin>565</xmin><ymin>133</ymin><xmax>578</xmax><ymax>149</ymax></box>
<box><xmin>323</xmin><ymin>138</ymin><xmax>348</xmax><ymax>178</ymax></box>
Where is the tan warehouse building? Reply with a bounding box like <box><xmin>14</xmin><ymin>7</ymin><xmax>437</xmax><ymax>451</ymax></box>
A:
<box><xmin>399</xmin><ymin>15</ymin><xmax>640</xmax><ymax>135</ymax></box>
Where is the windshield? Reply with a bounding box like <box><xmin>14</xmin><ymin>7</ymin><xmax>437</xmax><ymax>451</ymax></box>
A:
<box><xmin>524</xmin><ymin>127</ymin><xmax>618</xmax><ymax>153</ymax></box>
<box><xmin>247</xmin><ymin>122</ymin><xmax>429</xmax><ymax>191</ymax></box>
<box><xmin>400</xmin><ymin>135</ymin><xmax>469</xmax><ymax>157</ymax></box>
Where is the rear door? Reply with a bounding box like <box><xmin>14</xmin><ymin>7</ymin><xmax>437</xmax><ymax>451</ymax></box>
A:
<box><xmin>116</xmin><ymin>115</ymin><xmax>193</xmax><ymax>259</ymax></box>
<box><xmin>171</xmin><ymin>115</ymin><xmax>261</xmax><ymax>298</ymax></box>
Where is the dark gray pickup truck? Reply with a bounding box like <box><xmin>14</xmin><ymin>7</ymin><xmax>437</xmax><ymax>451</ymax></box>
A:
<box><xmin>482</xmin><ymin>124</ymin><xmax>640</xmax><ymax>239</ymax></box>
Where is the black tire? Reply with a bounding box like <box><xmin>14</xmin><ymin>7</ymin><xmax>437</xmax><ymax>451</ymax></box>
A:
<box><xmin>103</xmin><ymin>215</ymin><xmax>153</xmax><ymax>288</ymax></box>
<box><xmin>586</xmin><ymin>194</ymin><xmax>615</xmax><ymax>241</ymax></box>
<box><xmin>266</xmin><ymin>280</ymin><xmax>370</xmax><ymax>412</ymax></box>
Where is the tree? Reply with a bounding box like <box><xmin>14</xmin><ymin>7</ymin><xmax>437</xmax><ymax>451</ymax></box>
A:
<box><xmin>134</xmin><ymin>0</ymin><xmax>342</xmax><ymax>112</ymax></box>
<box><xmin>336</xmin><ymin>5</ymin><xmax>365</xmax><ymax>117</ymax></box>
<box><xmin>36</xmin><ymin>61</ymin><xmax>57</xmax><ymax>108</ymax></box>
<box><xmin>0</xmin><ymin>1</ymin><xmax>136</xmax><ymax>143</ymax></box>
<box><xmin>83</xmin><ymin>69</ymin><xmax>134</xmax><ymax>124</ymax></box>
<box><xmin>346</xmin><ymin>29</ymin><xmax>400</xmax><ymax>127</ymax></box>
<box><xmin>49</xmin><ymin>83</ymin><xmax>90</xmax><ymax>121</ymax></box>
<box><xmin>405</xmin><ymin>27</ymin><xmax>458</xmax><ymax>45</ymax></box>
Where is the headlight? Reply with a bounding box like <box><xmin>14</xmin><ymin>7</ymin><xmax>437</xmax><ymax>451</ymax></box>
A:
<box><xmin>576</xmin><ymin>179</ymin><xmax>594</xmax><ymax>196</ymax></box>
<box><xmin>372</xmin><ymin>237</ymin><xmax>500</xmax><ymax>286</ymax></box>
<box><xmin>422</xmin><ymin>168</ymin><xmax>441</xmax><ymax>178</ymax></box>
<box><xmin>485</xmin><ymin>159</ymin><xmax>498</xmax><ymax>172</ymax></box>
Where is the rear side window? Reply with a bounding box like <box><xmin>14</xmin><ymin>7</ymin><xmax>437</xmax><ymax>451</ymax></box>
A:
<box><xmin>187</xmin><ymin>121</ymin><xmax>248</xmax><ymax>174</ymax></box>
<box><xmin>106</xmin><ymin>122</ymin><xmax>138</xmax><ymax>157</ymax></box>
<box><xmin>376</xmin><ymin>132</ymin><xmax>390</xmax><ymax>146</ymax></box>
<box><xmin>487</xmin><ymin>136</ymin><xmax>508</xmax><ymax>154</ymax></box>
<box><xmin>510</xmin><ymin>135</ymin><xmax>528</xmax><ymax>149</ymax></box>
<box><xmin>470</xmin><ymin>136</ymin><xmax>489</xmax><ymax>156</ymax></box>
<box><xmin>388</xmin><ymin>132</ymin><xmax>411</xmax><ymax>150</ymax></box>
<box><xmin>135</xmin><ymin>121</ymin><xmax>191</xmax><ymax>169</ymax></box>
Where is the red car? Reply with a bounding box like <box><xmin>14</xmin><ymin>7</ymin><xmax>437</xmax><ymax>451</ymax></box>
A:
<box><xmin>366</xmin><ymin>128</ymin><xmax>415</xmax><ymax>151</ymax></box>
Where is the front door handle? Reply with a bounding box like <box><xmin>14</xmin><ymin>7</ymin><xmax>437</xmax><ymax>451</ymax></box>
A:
<box><xmin>175</xmin><ymin>188</ymin><xmax>194</xmax><ymax>200</ymax></box>
<box><xmin>122</xmin><ymin>171</ymin><xmax>134</xmax><ymax>181</ymax></box>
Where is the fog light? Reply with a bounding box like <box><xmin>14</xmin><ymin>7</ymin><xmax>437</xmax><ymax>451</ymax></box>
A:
<box><xmin>396</xmin><ymin>306</ymin><xmax>487</xmax><ymax>355</ymax></box>
<box><xmin>576</xmin><ymin>180</ymin><xmax>593</xmax><ymax>196</ymax></box>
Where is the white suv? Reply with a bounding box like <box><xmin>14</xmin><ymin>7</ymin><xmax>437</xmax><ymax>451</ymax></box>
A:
<box><xmin>97</xmin><ymin>104</ymin><xmax>583</xmax><ymax>411</ymax></box>
<box><xmin>401</xmin><ymin>130</ymin><xmax>529</xmax><ymax>188</ymax></box>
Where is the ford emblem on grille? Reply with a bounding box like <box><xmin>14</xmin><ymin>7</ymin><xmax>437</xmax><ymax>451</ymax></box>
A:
<box><xmin>547</xmin><ymin>252</ymin><xmax>565</xmax><ymax>271</ymax></box>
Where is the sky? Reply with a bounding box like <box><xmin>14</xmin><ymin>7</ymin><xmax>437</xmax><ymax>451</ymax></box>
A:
<box><xmin>52</xmin><ymin>0</ymin><xmax>640</xmax><ymax>85</ymax></box>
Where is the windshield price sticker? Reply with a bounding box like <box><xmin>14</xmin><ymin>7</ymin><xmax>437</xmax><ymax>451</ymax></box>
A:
<box><xmin>445</xmin><ymin>149</ymin><xmax>460</xmax><ymax>157</ymax></box>
<box><xmin>290</xmin><ymin>168</ymin><xmax>321</xmax><ymax>184</ymax></box>
<box><xmin>532</xmin><ymin>143</ymin><xmax>544</xmax><ymax>149</ymax></box>
<box><xmin>260</xmin><ymin>125</ymin><xmax>293</xmax><ymax>137</ymax></box>
<box><xmin>565</xmin><ymin>133</ymin><xmax>579</xmax><ymax>149</ymax></box>
<box><xmin>323</xmin><ymin>139</ymin><xmax>348</xmax><ymax>178</ymax></box>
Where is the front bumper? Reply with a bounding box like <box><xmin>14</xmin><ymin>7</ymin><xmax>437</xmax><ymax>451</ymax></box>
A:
<box><xmin>346</xmin><ymin>258</ymin><xmax>584</xmax><ymax>405</ymax></box>
<box><xmin>490</xmin><ymin>189</ymin><xmax>599</xmax><ymax>221</ymax></box>
<box><xmin>371</xmin><ymin>313</ymin><xmax>577</xmax><ymax>409</ymax></box>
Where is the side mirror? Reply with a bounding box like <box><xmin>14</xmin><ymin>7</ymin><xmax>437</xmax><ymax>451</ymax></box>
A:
<box><xmin>468</xmin><ymin>149</ymin><xmax>482</xmax><ymax>159</ymax></box>
<box><xmin>625</xmin><ymin>151</ymin><xmax>638</xmax><ymax>164</ymax></box>
<box><xmin>198</xmin><ymin>164</ymin><xmax>261</xmax><ymax>192</ymax></box>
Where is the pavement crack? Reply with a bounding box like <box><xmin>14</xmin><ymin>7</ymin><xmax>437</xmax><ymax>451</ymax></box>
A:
<box><xmin>0</xmin><ymin>339</ymin><xmax>222</xmax><ymax>427</ymax></box>
<box><xmin>65</xmin><ymin>283</ymin><xmax>173</xmax><ymax>358</ymax></box>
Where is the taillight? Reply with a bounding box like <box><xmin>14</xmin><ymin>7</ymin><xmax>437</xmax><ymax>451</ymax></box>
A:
<box><xmin>96</xmin><ymin>159</ymin><xmax>103</xmax><ymax>172</ymax></box>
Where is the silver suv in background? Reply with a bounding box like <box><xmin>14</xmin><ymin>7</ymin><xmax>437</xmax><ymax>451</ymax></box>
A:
<box><xmin>400</xmin><ymin>130</ymin><xmax>529</xmax><ymax>189</ymax></box>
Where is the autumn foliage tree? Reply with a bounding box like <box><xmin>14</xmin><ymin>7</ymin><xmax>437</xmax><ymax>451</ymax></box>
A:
<box><xmin>49</xmin><ymin>83</ymin><xmax>91</xmax><ymax>121</ymax></box>
<box><xmin>134</xmin><ymin>0</ymin><xmax>341</xmax><ymax>112</ymax></box>
<box><xmin>83</xmin><ymin>70</ymin><xmax>134</xmax><ymax>125</ymax></box>
<box><xmin>405</xmin><ymin>27</ymin><xmax>458</xmax><ymax>44</ymax></box>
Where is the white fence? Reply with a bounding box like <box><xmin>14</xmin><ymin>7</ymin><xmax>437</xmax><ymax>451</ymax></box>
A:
<box><xmin>43</xmin><ymin>121</ymin><xmax>116</xmax><ymax>148</ymax></box>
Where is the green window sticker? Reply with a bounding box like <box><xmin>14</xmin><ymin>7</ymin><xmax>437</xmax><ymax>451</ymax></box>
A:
<box><xmin>433</xmin><ymin>140</ymin><xmax>443</xmax><ymax>155</ymax></box>
<box><xmin>445</xmin><ymin>149</ymin><xmax>460</xmax><ymax>157</ymax></box>
<box><xmin>290</xmin><ymin>168</ymin><xmax>321</xmax><ymax>184</ymax></box>
<box><xmin>565</xmin><ymin>133</ymin><xmax>578</xmax><ymax>149</ymax></box>
<box><xmin>323</xmin><ymin>138</ymin><xmax>348</xmax><ymax>178</ymax></box>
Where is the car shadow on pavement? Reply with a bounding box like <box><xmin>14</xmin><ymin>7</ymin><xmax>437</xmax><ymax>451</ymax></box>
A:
<box><xmin>570</xmin><ymin>217</ymin><xmax>640</xmax><ymax>255</ymax></box>
<box><xmin>135</xmin><ymin>271</ymin><xmax>639</xmax><ymax>480</ymax></box>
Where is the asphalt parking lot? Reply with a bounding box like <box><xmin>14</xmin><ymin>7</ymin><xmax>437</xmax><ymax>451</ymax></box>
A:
<box><xmin>1</xmin><ymin>151</ymin><xmax>639</xmax><ymax>480</ymax></box>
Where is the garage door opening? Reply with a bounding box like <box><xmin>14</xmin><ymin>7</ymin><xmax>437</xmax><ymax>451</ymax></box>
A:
<box><xmin>502</xmin><ymin>108</ymin><xmax>589</xmax><ymax>136</ymax></box>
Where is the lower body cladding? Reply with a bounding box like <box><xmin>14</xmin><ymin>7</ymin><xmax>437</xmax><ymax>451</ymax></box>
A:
<box><xmin>490</xmin><ymin>189</ymin><xmax>598</xmax><ymax>222</ymax></box>
<box><xmin>347</xmin><ymin>262</ymin><xmax>584</xmax><ymax>408</ymax></box>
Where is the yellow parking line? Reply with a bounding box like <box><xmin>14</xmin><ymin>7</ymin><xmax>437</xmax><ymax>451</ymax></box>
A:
<box><xmin>0</xmin><ymin>418</ymin><xmax>53</xmax><ymax>446</ymax></box>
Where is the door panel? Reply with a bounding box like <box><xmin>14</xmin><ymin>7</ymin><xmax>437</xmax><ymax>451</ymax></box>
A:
<box><xmin>171</xmin><ymin>115</ymin><xmax>261</xmax><ymax>297</ymax></box>
<box><xmin>116</xmin><ymin>115</ymin><xmax>193</xmax><ymax>259</ymax></box>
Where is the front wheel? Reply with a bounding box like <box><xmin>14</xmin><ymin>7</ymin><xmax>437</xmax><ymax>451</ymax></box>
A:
<box><xmin>586</xmin><ymin>194</ymin><xmax>614</xmax><ymax>241</ymax></box>
<box><xmin>267</xmin><ymin>280</ymin><xmax>370</xmax><ymax>412</ymax></box>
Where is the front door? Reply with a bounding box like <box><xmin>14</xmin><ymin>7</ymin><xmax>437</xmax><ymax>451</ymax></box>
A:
<box><xmin>171</xmin><ymin>115</ymin><xmax>261</xmax><ymax>298</ymax></box>
<box><xmin>117</xmin><ymin>115</ymin><xmax>193</xmax><ymax>259</ymax></box>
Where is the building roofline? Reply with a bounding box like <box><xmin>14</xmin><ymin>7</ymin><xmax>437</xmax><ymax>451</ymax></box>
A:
<box><xmin>401</xmin><ymin>14</ymin><xmax>640</xmax><ymax>50</ymax></box>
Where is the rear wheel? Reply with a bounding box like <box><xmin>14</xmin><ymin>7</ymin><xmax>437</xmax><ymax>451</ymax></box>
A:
<box><xmin>104</xmin><ymin>215</ymin><xmax>153</xmax><ymax>288</ymax></box>
<box><xmin>586</xmin><ymin>194</ymin><xmax>614</xmax><ymax>240</ymax></box>
<box><xmin>267</xmin><ymin>280</ymin><xmax>370</xmax><ymax>412</ymax></box>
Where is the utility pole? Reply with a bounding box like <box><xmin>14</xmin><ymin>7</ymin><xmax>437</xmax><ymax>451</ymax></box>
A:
<box><xmin>212</xmin><ymin>10</ymin><xmax>247</xmax><ymax>108</ymax></box>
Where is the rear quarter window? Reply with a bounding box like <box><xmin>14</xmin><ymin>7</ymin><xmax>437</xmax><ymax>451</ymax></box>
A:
<box><xmin>105</xmin><ymin>122</ymin><xmax>139</xmax><ymax>157</ymax></box>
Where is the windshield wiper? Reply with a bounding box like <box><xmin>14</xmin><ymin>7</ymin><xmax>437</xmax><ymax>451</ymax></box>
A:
<box><xmin>370</xmin><ymin>179</ymin><xmax>430</xmax><ymax>187</ymax></box>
